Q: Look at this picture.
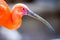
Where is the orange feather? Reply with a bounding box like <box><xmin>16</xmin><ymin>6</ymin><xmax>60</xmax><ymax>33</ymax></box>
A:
<box><xmin>0</xmin><ymin>0</ymin><xmax>22</xmax><ymax>30</ymax></box>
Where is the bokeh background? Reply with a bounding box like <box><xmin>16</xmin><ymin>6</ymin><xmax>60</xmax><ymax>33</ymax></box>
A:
<box><xmin>0</xmin><ymin>0</ymin><xmax>60</xmax><ymax>40</ymax></box>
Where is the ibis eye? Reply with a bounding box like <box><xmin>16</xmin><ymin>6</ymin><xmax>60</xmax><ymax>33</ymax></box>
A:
<box><xmin>22</xmin><ymin>8</ymin><xmax>25</xmax><ymax>10</ymax></box>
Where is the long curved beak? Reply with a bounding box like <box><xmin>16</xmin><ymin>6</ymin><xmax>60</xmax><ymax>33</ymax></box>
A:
<box><xmin>27</xmin><ymin>9</ymin><xmax>55</xmax><ymax>32</ymax></box>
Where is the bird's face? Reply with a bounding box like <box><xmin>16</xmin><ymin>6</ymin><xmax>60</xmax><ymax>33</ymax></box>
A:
<box><xmin>12</xmin><ymin>3</ymin><xmax>28</xmax><ymax>17</ymax></box>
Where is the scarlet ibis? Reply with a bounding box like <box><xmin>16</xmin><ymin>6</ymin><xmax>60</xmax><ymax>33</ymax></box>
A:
<box><xmin>0</xmin><ymin>0</ymin><xmax>54</xmax><ymax>32</ymax></box>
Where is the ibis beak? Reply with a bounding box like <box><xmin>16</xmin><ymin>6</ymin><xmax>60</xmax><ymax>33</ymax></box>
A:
<box><xmin>27</xmin><ymin>9</ymin><xmax>55</xmax><ymax>32</ymax></box>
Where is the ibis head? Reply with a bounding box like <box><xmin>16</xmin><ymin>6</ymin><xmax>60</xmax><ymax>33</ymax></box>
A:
<box><xmin>12</xmin><ymin>3</ymin><xmax>28</xmax><ymax>17</ymax></box>
<box><xmin>12</xmin><ymin>3</ymin><xmax>55</xmax><ymax>32</ymax></box>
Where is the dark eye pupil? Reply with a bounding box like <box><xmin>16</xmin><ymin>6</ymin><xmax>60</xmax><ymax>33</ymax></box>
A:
<box><xmin>22</xmin><ymin>8</ymin><xmax>25</xmax><ymax>10</ymax></box>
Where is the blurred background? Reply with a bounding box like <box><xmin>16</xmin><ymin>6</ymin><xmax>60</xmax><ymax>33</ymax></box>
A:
<box><xmin>0</xmin><ymin>0</ymin><xmax>60</xmax><ymax>40</ymax></box>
